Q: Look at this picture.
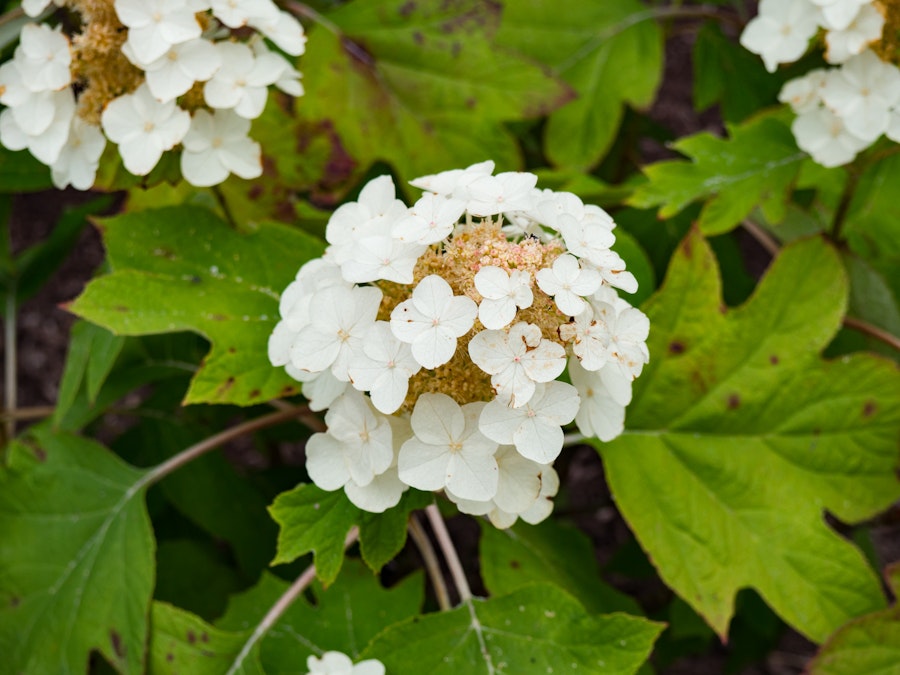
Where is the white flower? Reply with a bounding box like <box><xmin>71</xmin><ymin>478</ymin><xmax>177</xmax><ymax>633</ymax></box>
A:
<box><xmin>740</xmin><ymin>0</ymin><xmax>819</xmax><ymax>72</ymax></box>
<box><xmin>825</xmin><ymin>4</ymin><xmax>885</xmax><ymax>64</ymax></box>
<box><xmin>0</xmin><ymin>87</ymin><xmax>74</xmax><ymax>164</ymax></box>
<box><xmin>409</xmin><ymin>159</ymin><xmax>495</xmax><ymax>199</ymax></box>
<box><xmin>809</xmin><ymin>0</ymin><xmax>872</xmax><ymax>30</ymax></box>
<box><xmin>0</xmin><ymin>64</ymin><xmax>60</xmax><ymax>136</ymax></box>
<box><xmin>465</xmin><ymin>171</ymin><xmax>538</xmax><ymax>217</ymax></box>
<box><xmin>339</xmin><ymin>235</ymin><xmax>425</xmax><ymax>285</ymax></box>
<box><xmin>180</xmin><ymin>109</ymin><xmax>262</xmax><ymax>187</ymax></box>
<box><xmin>595</xmin><ymin>301</ymin><xmax>650</xmax><ymax>380</ymax></box>
<box><xmin>288</xmin><ymin>366</ymin><xmax>349</xmax><ymax>412</ymax></box>
<box><xmin>249</xmin><ymin>10</ymin><xmax>308</xmax><ymax>56</ymax></box>
<box><xmin>478</xmin><ymin>381</ymin><xmax>580</xmax><ymax>464</ymax></box>
<box><xmin>392</xmin><ymin>192</ymin><xmax>466</xmax><ymax>245</ymax></box>
<box><xmin>306</xmin><ymin>651</ymin><xmax>385</xmax><ymax>675</ymax></box>
<box><xmin>326</xmin><ymin>175</ymin><xmax>408</xmax><ymax>264</ymax></box>
<box><xmin>468</xmin><ymin>322</ymin><xmax>567</xmax><ymax>408</ymax></box>
<box><xmin>344</xmin><ymin>415</ymin><xmax>411</xmax><ymax>513</ymax></box>
<box><xmin>398</xmin><ymin>394</ymin><xmax>499</xmax><ymax>501</ymax></box>
<box><xmin>390</xmin><ymin>275</ymin><xmax>477</xmax><ymax>369</ymax></box>
<box><xmin>14</xmin><ymin>23</ymin><xmax>71</xmax><ymax>93</ymax></box>
<box><xmin>779</xmin><ymin>69</ymin><xmax>828</xmax><ymax>113</ymax></box>
<box><xmin>447</xmin><ymin>445</ymin><xmax>544</xmax><ymax>529</ymax></box>
<box><xmin>115</xmin><ymin>0</ymin><xmax>204</xmax><ymax>65</ymax></box>
<box><xmin>519</xmin><ymin>465</ymin><xmax>559</xmax><ymax>525</ymax></box>
<box><xmin>203</xmin><ymin>41</ymin><xmax>282</xmax><ymax>119</ymax></box>
<box><xmin>569</xmin><ymin>359</ymin><xmax>626</xmax><ymax>442</ymax></box>
<box><xmin>51</xmin><ymin>118</ymin><xmax>105</xmax><ymax>190</ymax></box>
<box><xmin>475</xmin><ymin>266</ymin><xmax>533</xmax><ymax>330</ymax></box>
<box><xmin>348</xmin><ymin>321</ymin><xmax>421</xmax><ymax>414</ymax></box>
<box><xmin>821</xmin><ymin>51</ymin><xmax>900</xmax><ymax>142</ymax></box>
<box><xmin>305</xmin><ymin>390</ymin><xmax>394</xmax><ymax>491</ymax></box>
<box><xmin>557</xmin><ymin>212</ymin><xmax>616</xmax><ymax>268</ymax></box>
<box><xmin>124</xmin><ymin>38</ymin><xmax>220</xmax><ymax>103</ymax></box>
<box><xmin>290</xmin><ymin>284</ymin><xmax>382</xmax><ymax>381</ymax></box>
<box><xmin>101</xmin><ymin>84</ymin><xmax>190</xmax><ymax>176</ymax></box>
<box><xmin>558</xmin><ymin>304</ymin><xmax>611</xmax><ymax>371</ymax></box>
<box><xmin>211</xmin><ymin>0</ymin><xmax>278</xmax><ymax>28</ymax></box>
<box><xmin>792</xmin><ymin>105</ymin><xmax>868</xmax><ymax>167</ymax></box>
<box><xmin>266</xmin><ymin>50</ymin><xmax>304</xmax><ymax>97</ymax></box>
<box><xmin>535</xmin><ymin>253</ymin><xmax>601</xmax><ymax>316</ymax></box>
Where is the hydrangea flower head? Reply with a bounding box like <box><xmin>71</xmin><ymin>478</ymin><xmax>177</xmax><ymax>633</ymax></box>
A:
<box><xmin>270</xmin><ymin>164</ymin><xmax>650</xmax><ymax>526</ymax></box>
<box><xmin>0</xmin><ymin>0</ymin><xmax>306</xmax><ymax>189</ymax></box>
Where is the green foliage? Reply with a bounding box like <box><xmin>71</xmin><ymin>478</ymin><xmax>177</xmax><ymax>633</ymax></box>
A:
<box><xmin>269</xmin><ymin>484</ymin><xmax>431</xmax><ymax>583</ymax></box>
<box><xmin>629</xmin><ymin>113</ymin><xmax>809</xmax><ymax>234</ymax></box>
<box><xmin>597</xmin><ymin>230</ymin><xmax>900</xmax><ymax>642</ymax></box>
<box><xmin>297</xmin><ymin>0</ymin><xmax>571</xmax><ymax>193</ymax></box>
<box><xmin>70</xmin><ymin>205</ymin><xmax>324</xmax><ymax>406</ymax></box>
<box><xmin>0</xmin><ymin>426</ymin><xmax>154</xmax><ymax>675</ymax></box>
<box><xmin>497</xmin><ymin>0</ymin><xmax>663</xmax><ymax>170</ymax></box>
<box><xmin>808</xmin><ymin>564</ymin><xmax>900</xmax><ymax>674</ymax></box>
<box><xmin>479</xmin><ymin>519</ymin><xmax>641</xmax><ymax>615</ymax></box>
<box><xmin>362</xmin><ymin>583</ymin><xmax>664</xmax><ymax>673</ymax></box>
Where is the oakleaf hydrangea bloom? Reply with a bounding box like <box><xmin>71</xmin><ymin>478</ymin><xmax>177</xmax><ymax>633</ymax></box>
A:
<box><xmin>0</xmin><ymin>0</ymin><xmax>306</xmax><ymax>189</ymax></box>
<box><xmin>305</xmin><ymin>651</ymin><xmax>385</xmax><ymax>675</ymax></box>
<box><xmin>270</xmin><ymin>163</ymin><xmax>650</xmax><ymax>524</ymax></box>
<box><xmin>741</xmin><ymin>0</ymin><xmax>900</xmax><ymax>167</ymax></box>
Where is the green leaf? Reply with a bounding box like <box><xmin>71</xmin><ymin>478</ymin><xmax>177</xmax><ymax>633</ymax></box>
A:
<box><xmin>479</xmin><ymin>519</ymin><xmax>642</xmax><ymax>615</ymax></box>
<box><xmin>269</xmin><ymin>484</ymin><xmax>427</xmax><ymax>584</ymax></box>
<box><xmin>54</xmin><ymin>321</ymin><xmax>126</xmax><ymax>424</ymax></box>
<box><xmin>841</xmin><ymin>251</ymin><xmax>900</xmax><ymax>359</ymax></box>
<box><xmin>218</xmin><ymin>561</ymin><xmax>423</xmax><ymax>668</ymax></box>
<box><xmin>155</xmin><ymin>539</ymin><xmax>242</xmax><ymax>622</ymax></box>
<box><xmin>363</xmin><ymin>583</ymin><xmax>663</xmax><ymax>673</ymax></box>
<box><xmin>0</xmin><ymin>426</ymin><xmax>155</xmax><ymax>674</ymax></box>
<box><xmin>597</xmin><ymin>230</ymin><xmax>900</xmax><ymax>642</ymax></box>
<box><xmin>148</xmin><ymin>602</ymin><xmax>262</xmax><ymax>675</ymax></box>
<box><xmin>692</xmin><ymin>22</ymin><xmax>783</xmax><ymax>123</ymax></box>
<box><xmin>0</xmin><ymin>145</ymin><xmax>52</xmax><ymax>192</ymax></box>
<box><xmin>69</xmin><ymin>205</ymin><xmax>324</xmax><ymax>406</ymax></box>
<box><xmin>628</xmin><ymin>114</ymin><xmax>807</xmax><ymax>235</ymax></box>
<box><xmin>808</xmin><ymin>564</ymin><xmax>900</xmax><ymax>674</ymax></box>
<box><xmin>497</xmin><ymin>0</ymin><xmax>664</xmax><ymax>170</ymax></box>
<box><xmin>297</xmin><ymin>0</ymin><xmax>571</xmax><ymax>192</ymax></box>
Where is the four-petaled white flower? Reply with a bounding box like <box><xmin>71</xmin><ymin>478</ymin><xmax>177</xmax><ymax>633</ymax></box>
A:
<box><xmin>474</xmin><ymin>266</ymin><xmax>533</xmax><ymax>330</ymax></box>
<box><xmin>392</xmin><ymin>192</ymin><xmax>467</xmax><ymax>245</ymax></box>
<box><xmin>821</xmin><ymin>50</ymin><xmax>900</xmax><ymax>142</ymax></box>
<box><xmin>825</xmin><ymin>4</ymin><xmax>885</xmax><ymax>64</ymax></box>
<box><xmin>593</xmin><ymin>301</ymin><xmax>651</xmax><ymax>380</ymax></box>
<box><xmin>569</xmin><ymin>359</ymin><xmax>626</xmax><ymax>442</ymax></box>
<box><xmin>468</xmin><ymin>322</ymin><xmax>567</xmax><ymax>408</ymax></box>
<box><xmin>479</xmin><ymin>381</ymin><xmax>580</xmax><ymax>464</ymax></box>
<box><xmin>305</xmin><ymin>389</ymin><xmax>394</xmax><ymax>493</ymax></box>
<box><xmin>15</xmin><ymin>23</ymin><xmax>71</xmax><ymax>93</ymax></box>
<box><xmin>101</xmin><ymin>84</ymin><xmax>190</xmax><ymax>176</ymax></box>
<box><xmin>792</xmin><ymin>106</ymin><xmax>868</xmax><ymax>167</ymax></box>
<box><xmin>809</xmin><ymin>0</ymin><xmax>871</xmax><ymax>31</ymax></box>
<box><xmin>390</xmin><ymin>275</ymin><xmax>477</xmax><ymax>369</ymax></box>
<box><xmin>339</xmin><ymin>236</ymin><xmax>425</xmax><ymax>285</ymax></box>
<box><xmin>779</xmin><ymin>69</ymin><xmax>827</xmax><ymax>113</ymax></box>
<box><xmin>51</xmin><ymin>118</ymin><xmax>106</xmax><ymax>190</ymax></box>
<box><xmin>249</xmin><ymin>10</ymin><xmax>308</xmax><ymax>56</ymax></box>
<box><xmin>306</xmin><ymin>650</ymin><xmax>386</xmax><ymax>675</ymax></box>
<box><xmin>739</xmin><ymin>0</ymin><xmax>819</xmax><ymax>73</ymax></box>
<box><xmin>180</xmin><ymin>109</ymin><xmax>262</xmax><ymax>187</ymax></box>
<box><xmin>409</xmin><ymin>159</ymin><xmax>495</xmax><ymax>200</ymax></box>
<box><xmin>0</xmin><ymin>87</ymin><xmax>74</xmax><ymax>164</ymax></box>
<box><xmin>535</xmin><ymin>253</ymin><xmax>601</xmax><ymax>316</ymax></box>
<box><xmin>203</xmin><ymin>41</ymin><xmax>283</xmax><ymax>119</ymax></box>
<box><xmin>326</xmin><ymin>175</ymin><xmax>409</xmax><ymax>264</ymax></box>
<box><xmin>124</xmin><ymin>38</ymin><xmax>220</xmax><ymax>103</ymax></box>
<box><xmin>290</xmin><ymin>284</ymin><xmax>382</xmax><ymax>381</ymax></box>
<box><xmin>399</xmin><ymin>394</ymin><xmax>499</xmax><ymax>501</ymax></box>
<box><xmin>557</xmin><ymin>212</ymin><xmax>615</xmax><ymax>267</ymax></box>
<box><xmin>465</xmin><ymin>171</ymin><xmax>538</xmax><ymax>217</ymax></box>
<box><xmin>114</xmin><ymin>0</ymin><xmax>205</xmax><ymax>65</ymax></box>
<box><xmin>558</xmin><ymin>304</ymin><xmax>611</xmax><ymax>371</ymax></box>
<box><xmin>348</xmin><ymin>321</ymin><xmax>422</xmax><ymax>414</ymax></box>
<box><xmin>211</xmin><ymin>0</ymin><xmax>277</xmax><ymax>28</ymax></box>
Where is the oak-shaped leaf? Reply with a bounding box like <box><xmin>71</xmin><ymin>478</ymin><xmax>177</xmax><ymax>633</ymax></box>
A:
<box><xmin>808</xmin><ymin>563</ymin><xmax>900</xmax><ymax>674</ymax></box>
<box><xmin>597</xmin><ymin>230</ymin><xmax>900</xmax><ymax>642</ymax></box>
<box><xmin>69</xmin><ymin>205</ymin><xmax>324</xmax><ymax>406</ymax></box>
<box><xmin>0</xmin><ymin>426</ymin><xmax>155</xmax><ymax>674</ymax></box>
<box><xmin>497</xmin><ymin>0</ymin><xmax>664</xmax><ymax>171</ymax></box>
<box><xmin>362</xmin><ymin>583</ymin><xmax>663</xmax><ymax>673</ymax></box>
<box><xmin>296</xmin><ymin>0</ymin><xmax>572</xmax><ymax>192</ymax></box>
<box><xmin>269</xmin><ymin>484</ymin><xmax>431</xmax><ymax>584</ymax></box>
<box><xmin>628</xmin><ymin>113</ymin><xmax>808</xmax><ymax>235</ymax></box>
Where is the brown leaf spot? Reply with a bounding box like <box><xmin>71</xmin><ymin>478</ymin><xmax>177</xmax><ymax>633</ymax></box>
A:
<box><xmin>465</xmin><ymin>97</ymin><xmax>476</xmax><ymax>109</ymax></box>
<box><xmin>217</xmin><ymin>377</ymin><xmax>235</xmax><ymax>396</ymax></box>
<box><xmin>682</xmin><ymin>236</ymin><xmax>693</xmax><ymax>259</ymax></box>
<box><xmin>509</xmin><ymin>559</ymin><xmax>520</xmax><ymax>570</ymax></box>
<box><xmin>769</xmin><ymin>355</ymin><xmax>779</xmax><ymax>365</ymax></box>
<box><xmin>398</xmin><ymin>0</ymin><xmax>416</xmax><ymax>16</ymax></box>
<box><xmin>863</xmin><ymin>400</ymin><xmax>878</xmax><ymax>418</ymax></box>
<box><xmin>110</xmin><ymin>630</ymin><xmax>125</xmax><ymax>659</ymax></box>
<box><xmin>166</xmin><ymin>653</ymin><xmax>174</xmax><ymax>663</ymax></box>
<box><xmin>412</xmin><ymin>30</ymin><xmax>424</xmax><ymax>45</ymax></box>
<box><xmin>281</xmin><ymin>385</ymin><xmax>299</xmax><ymax>396</ymax></box>
<box><xmin>249</xmin><ymin>389</ymin><xmax>261</xmax><ymax>400</ymax></box>
<box><xmin>201</xmin><ymin>632</ymin><xmax>209</xmax><ymax>643</ymax></box>
<box><xmin>209</xmin><ymin>313</ymin><xmax>228</xmax><ymax>321</ymax></box>
<box><xmin>668</xmin><ymin>341</ymin><xmax>686</xmax><ymax>355</ymax></box>
<box><xmin>114</xmin><ymin>305</ymin><xmax>129</xmax><ymax>313</ymax></box>
<box><xmin>228</xmin><ymin>347</ymin><xmax>237</xmax><ymax>354</ymax></box>
<box><xmin>10</xmin><ymin>596</ymin><xmax>20</xmax><ymax>608</ymax></box>
<box><xmin>32</xmin><ymin>446</ymin><xmax>47</xmax><ymax>463</ymax></box>
<box><xmin>153</xmin><ymin>247</ymin><xmax>176</xmax><ymax>260</ymax></box>
<box><xmin>727</xmin><ymin>394</ymin><xmax>740</xmax><ymax>410</ymax></box>
<box><xmin>189</xmin><ymin>275</ymin><xmax>202</xmax><ymax>285</ymax></box>
<box><xmin>187</xmin><ymin>630</ymin><xmax>196</xmax><ymax>644</ymax></box>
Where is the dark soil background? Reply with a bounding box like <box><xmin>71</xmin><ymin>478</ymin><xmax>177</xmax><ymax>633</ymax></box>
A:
<box><xmin>4</xmin><ymin>3</ymin><xmax>899</xmax><ymax>674</ymax></box>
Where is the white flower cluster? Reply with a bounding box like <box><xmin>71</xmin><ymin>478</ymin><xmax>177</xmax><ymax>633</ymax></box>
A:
<box><xmin>741</xmin><ymin>0</ymin><xmax>900</xmax><ymax>167</ymax></box>
<box><xmin>269</xmin><ymin>161</ymin><xmax>650</xmax><ymax>528</ymax></box>
<box><xmin>306</xmin><ymin>651</ymin><xmax>384</xmax><ymax>675</ymax></box>
<box><xmin>0</xmin><ymin>0</ymin><xmax>305</xmax><ymax>189</ymax></box>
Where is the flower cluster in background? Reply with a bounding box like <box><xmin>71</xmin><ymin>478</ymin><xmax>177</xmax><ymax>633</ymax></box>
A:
<box><xmin>741</xmin><ymin>0</ymin><xmax>900</xmax><ymax>167</ymax></box>
<box><xmin>0</xmin><ymin>0</ymin><xmax>305</xmax><ymax>189</ymax></box>
<box><xmin>269</xmin><ymin>162</ymin><xmax>650</xmax><ymax>528</ymax></box>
